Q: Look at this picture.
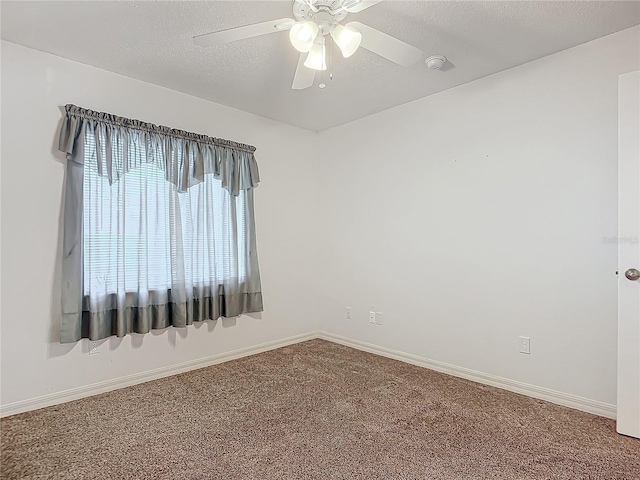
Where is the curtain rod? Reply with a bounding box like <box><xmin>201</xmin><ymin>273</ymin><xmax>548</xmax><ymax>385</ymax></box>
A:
<box><xmin>64</xmin><ymin>104</ymin><xmax>257</xmax><ymax>154</ymax></box>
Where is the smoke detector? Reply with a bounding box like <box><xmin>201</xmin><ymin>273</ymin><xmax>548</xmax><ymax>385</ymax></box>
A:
<box><xmin>425</xmin><ymin>55</ymin><xmax>446</xmax><ymax>70</ymax></box>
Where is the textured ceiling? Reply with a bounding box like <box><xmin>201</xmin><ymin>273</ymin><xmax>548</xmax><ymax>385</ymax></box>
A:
<box><xmin>2</xmin><ymin>1</ymin><xmax>639</xmax><ymax>131</ymax></box>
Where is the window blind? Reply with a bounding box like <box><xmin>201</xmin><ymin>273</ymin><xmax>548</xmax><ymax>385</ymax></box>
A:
<box><xmin>83</xmin><ymin>128</ymin><xmax>248</xmax><ymax>300</ymax></box>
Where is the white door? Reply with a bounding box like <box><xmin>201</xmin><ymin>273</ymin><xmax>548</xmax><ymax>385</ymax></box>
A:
<box><xmin>617</xmin><ymin>70</ymin><xmax>640</xmax><ymax>439</ymax></box>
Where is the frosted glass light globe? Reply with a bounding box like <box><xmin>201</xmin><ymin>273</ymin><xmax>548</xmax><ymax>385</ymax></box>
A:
<box><xmin>290</xmin><ymin>21</ymin><xmax>319</xmax><ymax>53</ymax></box>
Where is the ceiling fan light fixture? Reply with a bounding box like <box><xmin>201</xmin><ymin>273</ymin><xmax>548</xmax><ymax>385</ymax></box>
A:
<box><xmin>290</xmin><ymin>21</ymin><xmax>319</xmax><ymax>52</ymax></box>
<box><xmin>330</xmin><ymin>23</ymin><xmax>362</xmax><ymax>58</ymax></box>
<box><xmin>304</xmin><ymin>41</ymin><xmax>327</xmax><ymax>71</ymax></box>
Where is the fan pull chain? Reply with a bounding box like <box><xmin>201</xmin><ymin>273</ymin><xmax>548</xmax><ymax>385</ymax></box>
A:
<box><xmin>329</xmin><ymin>39</ymin><xmax>333</xmax><ymax>82</ymax></box>
<box><xmin>320</xmin><ymin>37</ymin><xmax>334</xmax><ymax>89</ymax></box>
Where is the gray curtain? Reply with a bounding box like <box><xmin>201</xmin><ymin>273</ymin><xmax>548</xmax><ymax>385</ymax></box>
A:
<box><xmin>58</xmin><ymin>104</ymin><xmax>263</xmax><ymax>343</ymax></box>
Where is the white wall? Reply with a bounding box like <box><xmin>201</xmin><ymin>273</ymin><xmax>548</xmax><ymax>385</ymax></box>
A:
<box><xmin>2</xmin><ymin>25</ymin><xmax>638</xmax><ymax>412</ymax></box>
<box><xmin>0</xmin><ymin>41</ymin><xmax>322</xmax><ymax>407</ymax></box>
<box><xmin>317</xmin><ymin>27</ymin><xmax>640</xmax><ymax>406</ymax></box>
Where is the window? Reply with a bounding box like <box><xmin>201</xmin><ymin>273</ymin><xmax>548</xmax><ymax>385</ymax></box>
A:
<box><xmin>59</xmin><ymin>104</ymin><xmax>262</xmax><ymax>342</ymax></box>
<box><xmin>82</xmin><ymin>130</ymin><xmax>248</xmax><ymax>301</ymax></box>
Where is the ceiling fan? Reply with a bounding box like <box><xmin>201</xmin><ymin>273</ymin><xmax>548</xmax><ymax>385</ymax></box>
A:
<box><xmin>193</xmin><ymin>0</ymin><xmax>423</xmax><ymax>90</ymax></box>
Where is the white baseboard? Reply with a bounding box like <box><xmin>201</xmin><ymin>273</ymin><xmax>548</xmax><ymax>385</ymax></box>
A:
<box><xmin>0</xmin><ymin>331</ymin><xmax>319</xmax><ymax>418</ymax></box>
<box><xmin>2</xmin><ymin>330</ymin><xmax>616</xmax><ymax>420</ymax></box>
<box><xmin>318</xmin><ymin>331</ymin><xmax>617</xmax><ymax>420</ymax></box>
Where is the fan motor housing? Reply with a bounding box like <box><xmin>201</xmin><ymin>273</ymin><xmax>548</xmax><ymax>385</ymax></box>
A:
<box><xmin>293</xmin><ymin>0</ymin><xmax>349</xmax><ymax>25</ymax></box>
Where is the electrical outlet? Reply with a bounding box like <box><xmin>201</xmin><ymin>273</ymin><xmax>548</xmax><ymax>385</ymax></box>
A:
<box><xmin>375</xmin><ymin>312</ymin><xmax>383</xmax><ymax>325</ymax></box>
<box><xmin>519</xmin><ymin>336</ymin><xmax>530</xmax><ymax>354</ymax></box>
<box><xmin>89</xmin><ymin>341</ymin><xmax>100</xmax><ymax>356</ymax></box>
<box><xmin>346</xmin><ymin>307</ymin><xmax>352</xmax><ymax>320</ymax></box>
<box><xmin>369</xmin><ymin>311</ymin><xmax>376</xmax><ymax>324</ymax></box>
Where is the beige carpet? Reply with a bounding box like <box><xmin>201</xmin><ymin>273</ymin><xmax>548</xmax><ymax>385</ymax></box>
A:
<box><xmin>1</xmin><ymin>339</ymin><xmax>638</xmax><ymax>479</ymax></box>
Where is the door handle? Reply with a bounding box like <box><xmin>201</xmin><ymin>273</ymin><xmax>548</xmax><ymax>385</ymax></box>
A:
<box><xmin>625</xmin><ymin>268</ymin><xmax>640</xmax><ymax>281</ymax></box>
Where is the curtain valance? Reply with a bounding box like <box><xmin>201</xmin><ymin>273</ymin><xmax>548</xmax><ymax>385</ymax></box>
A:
<box><xmin>58</xmin><ymin>104</ymin><xmax>260</xmax><ymax>196</ymax></box>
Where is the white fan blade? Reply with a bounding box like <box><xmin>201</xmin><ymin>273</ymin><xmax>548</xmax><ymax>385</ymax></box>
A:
<box><xmin>346</xmin><ymin>21</ymin><xmax>422</xmax><ymax>67</ymax></box>
<box><xmin>292</xmin><ymin>54</ymin><xmax>315</xmax><ymax>90</ymax></box>
<box><xmin>194</xmin><ymin>18</ymin><xmax>295</xmax><ymax>47</ymax></box>
<box><xmin>344</xmin><ymin>0</ymin><xmax>384</xmax><ymax>13</ymax></box>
